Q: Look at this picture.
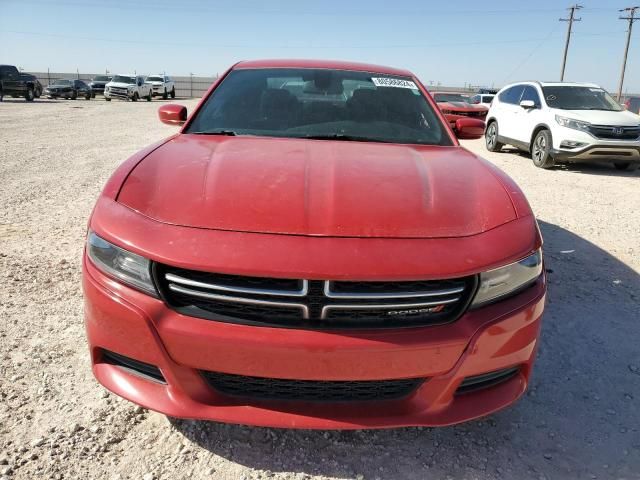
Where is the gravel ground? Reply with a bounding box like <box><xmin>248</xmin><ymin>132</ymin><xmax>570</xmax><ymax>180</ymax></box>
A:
<box><xmin>0</xmin><ymin>97</ymin><xmax>639</xmax><ymax>480</ymax></box>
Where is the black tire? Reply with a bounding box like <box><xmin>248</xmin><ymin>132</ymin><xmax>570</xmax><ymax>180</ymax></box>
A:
<box><xmin>25</xmin><ymin>86</ymin><xmax>35</xmax><ymax>102</ymax></box>
<box><xmin>162</xmin><ymin>89</ymin><xmax>168</xmax><ymax>100</ymax></box>
<box><xmin>531</xmin><ymin>130</ymin><xmax>555</xmax><ymax>169</ymax></box>
<box><xmin>91</xmin><ymin>92</ymin><xmax>96</xmax><ymax>98</ymax></box>
<box><xmin>614</xmin><ymin>162</ymin><xmax>636</xmax><ymax>171</ymax></box>
<box><xmin>146</xmin><ymin>90</ymin><xmax>152</xmax><ymax>101</ymax></box>
<box><xmin>132</xmin><ymin>92</ymin><xmax>139</xmax><ymax>102</ymax></box>
<box><xmin>85</xmin><ymin>91</ymin><xmax>91</xmax><ymax>100</ymax></box>
<box><xmin>170</xmin><ymin>87</ymin><xmax>175</xmax><ymax>99</ymax></box>
<box><xmin>0</xmin><ymin>87</ymin><xmax>3</xmax><ymax>102</ymax></box>
<box><xmin>71</xmin><ymin>90</ymin><xmax>77</xmax><ymax>100</ymax></box>
<box><xmin>105</xmin><ymin>97</ymin><xmax>111</xmax><ymax>101</ymax></box>
<box><xmin>35</xmin><ymin>86</ymin><xmax>42</xmax><ymax>98</ymax></box>
<box><xmin>485</xmin><ymin>121</ymin><xmax>504</xmax><ymax>152</ymax></box>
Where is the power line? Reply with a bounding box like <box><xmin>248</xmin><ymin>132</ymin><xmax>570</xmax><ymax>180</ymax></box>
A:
<box><xmin>617</xmin><ymin>6</ymin><xmax>639</xmax><ymax>101</ymax></box>
<box><xmin>559</xmin><ymin>4</ymin><xmax>583</xmax><ymax>81</ymax></box>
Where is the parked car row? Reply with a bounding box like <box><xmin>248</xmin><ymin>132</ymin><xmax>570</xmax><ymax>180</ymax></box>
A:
<box><xmin>0</xmin><ymin>65</ymin><xmax>176</xmax><ymax>102</ymax></box>
<box><xmin>428</xmin><ymin>84</ymin><xmax>639</xmax><ymax>171</ymax></box>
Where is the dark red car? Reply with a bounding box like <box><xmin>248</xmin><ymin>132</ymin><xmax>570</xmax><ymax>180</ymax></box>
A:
<box><xmin>83</xmin><ymin>59</ymin><xmax>545</xmax><ymax>429</ymax></box>
<box><xmin>432</xmin><ymin>91</ymin><xmax>489</xmax><ymax>127</ymax></box>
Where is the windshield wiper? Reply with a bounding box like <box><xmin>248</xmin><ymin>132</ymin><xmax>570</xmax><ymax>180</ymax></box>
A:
<box><xmin>192</xmin><ymin>130</ymin><xmax>239</xmax><ymax>136</ymax></box>
<box><xmin>304</xmin><ymin>134</ymin><xmax>392</xmax><ymax>143</ymax></box>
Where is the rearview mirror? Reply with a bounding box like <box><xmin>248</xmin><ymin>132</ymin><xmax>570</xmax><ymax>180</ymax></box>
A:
<box><xmin>520</xmin><ymin>100</ymin><xmax>536</xmax><ymax>109</ymax></box>
<box><xmin>158</xmin><ymin>104</ymin><xmax>187</xmax><ymax>126</ymax></box>
<box><xmin>454</xmin><ymin>118</ymin><xmax>485</xmax><ymax>140</ymax></box>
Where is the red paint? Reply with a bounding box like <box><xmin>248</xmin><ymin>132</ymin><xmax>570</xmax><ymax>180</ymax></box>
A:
<box><xmin>83</xmin><ymin>60</ymin><xmax>546</xmax><ymax>429</ymax></box>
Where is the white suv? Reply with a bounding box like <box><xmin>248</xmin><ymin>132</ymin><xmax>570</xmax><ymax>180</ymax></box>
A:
<box><xmin>144</xmin><ymin>74</ymin><xmax>175</xmax><ymax>99</ymax></box>
<box><xmin>485</xmin><ymin>82</ymin><xmax>640</xmax><ymax>170</ymax></box>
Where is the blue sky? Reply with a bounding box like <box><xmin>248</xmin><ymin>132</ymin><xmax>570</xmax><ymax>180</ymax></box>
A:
<box><xmin>1</xmin><ymin>0</ymin><xmax>638</xmax><ymax>93</ymax></box>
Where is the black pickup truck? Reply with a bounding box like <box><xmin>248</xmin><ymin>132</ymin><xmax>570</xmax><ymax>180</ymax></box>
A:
<box><xmin>0</xmin><ymin>64</ymin><xmax>42</xmax><ymax>101</ymax></box>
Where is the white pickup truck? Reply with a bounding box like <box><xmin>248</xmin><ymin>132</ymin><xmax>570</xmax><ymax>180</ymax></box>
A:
<box><xmin>145</xmin><ymin>74</ymin><xmax>176</xmax><ymax>99</ymax></box>
<box><xmin>104</xmin><ymin>74</ymin><xmax>152</xmax><ymax>102</ymax></box>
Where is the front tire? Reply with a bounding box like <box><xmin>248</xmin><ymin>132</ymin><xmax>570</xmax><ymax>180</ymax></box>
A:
<box><xmin>162</xmin><ymin>88</ymin><xmax>168</xmax><ymax>100</ymax></box>
<box><xmin>170</xmin><ymin>87</ymin><xmax>175</xmax><ymax>99</ymax></box>
<box><xmin>146</xmin><ymin>90</ymin><xmax>152</xmax><ymax>101</ymax></box>
<box><xmin>132</xmin><ymin>92</ymin><xmax>139</xmax><ymax>102</ymax></box>
<box><xmin>485</xmin><ymin>121</ymin><xmax>504</xmax><ymax>152</ymax></box>
<box><xmin>25</xmin><ymin>86</ymin><xmax>35</xmax><ymax>102</ymax></box>
<box><xmin>531</xmin><ymin>130</ymin><xmax>555</xmax><ymax>169</ymax></box>
<box><xmin>105</xmin><ymin>97</ymin><xmax>111</xmax><ymax>101</ymax></box>
<box><xmin>85</xmin><ymin>91</ymin><xmax>91</xmax><ymax>100</ymax></box>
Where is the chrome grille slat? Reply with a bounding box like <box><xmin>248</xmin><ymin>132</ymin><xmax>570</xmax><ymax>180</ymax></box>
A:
<box><xmin>168</xmin><ymin>284</ymin><xmax>310</xmax><ymax>319</ymax></box>
<box><xmin>324</xmin><ymin>280</ymin><xmax>464</xmax><ymax>299</ymax></box>
<box><xmin>320</xmin><ymin>297</ymin><xmax>460</xmax><ymax>319</ymax></box>
<box><xmin>166</xmin><ymin>273</ymin><xmax>308</xmax><ymax>297</ymax></box>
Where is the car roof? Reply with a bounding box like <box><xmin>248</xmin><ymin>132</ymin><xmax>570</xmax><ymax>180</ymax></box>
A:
<box><xmin>234</xmin><ymin>59</ymin><xmax>413</xmax><ymax>77</ymax></box>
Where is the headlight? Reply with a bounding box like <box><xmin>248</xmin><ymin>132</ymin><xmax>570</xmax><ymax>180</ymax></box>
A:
<box><xmin>86</xmin><ymin>231</ymin><xmax>157</xmax><ymax>296</ymax></box>
<box><xmin>555</xmin><ymin>115</ymin><xmax>591</xmax><ymax>132</ymax></box>
<box><xmin>471</xmin><ymin>249</ymin><xmax>543</xmax><ymax>307</ymax></box>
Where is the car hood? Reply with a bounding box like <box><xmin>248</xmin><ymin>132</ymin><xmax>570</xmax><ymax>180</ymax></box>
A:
<box><xmin>554</xmin><ymin>109</ymin><xmax>640</xmax><ymax>126</ymax></box>
<box><xmin>437</xmin><ymin>102</ymin><xmax>488</xmax><ymax>112</ymax></box>
<box><xmin>146</xmin><ymin>81</ymin><xmax>164</xmax><ymax>85</ymax></box>
<box><xmin>117</xmin><ymin>135</ymin><xmax>518</xmax><ymax>238</ymax></box>
<box><xmin>107</xmin><ymin>81</ymin><xmax>134</xmax><ymax>88</ymax></box>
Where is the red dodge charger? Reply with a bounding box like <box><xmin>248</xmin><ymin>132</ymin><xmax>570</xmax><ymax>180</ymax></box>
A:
<box><xmin>432</xmin><ymin>91</ymin><xmax>489</xmax><ymax>127</ymax></box>
<box><xmin>83</xmin><ymin>59</ymin><xmax>546</xmax><ymax>429</ymax></box>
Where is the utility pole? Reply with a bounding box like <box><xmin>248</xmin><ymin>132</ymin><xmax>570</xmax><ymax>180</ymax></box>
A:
<box><xmin>559</xmin><ymin>4</ymin><xmax>583</xmax><ymax>81</ymax></box>
<box><xmin>617</xmin><ymin>6</ymin><xmax>639</xmax><ymax>101</ymax></box>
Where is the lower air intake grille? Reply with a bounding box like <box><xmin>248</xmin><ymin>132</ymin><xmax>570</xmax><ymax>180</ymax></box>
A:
<box><xmin>455</xmin><ymin>366</ymin><xmax>520</xmax><ymax>395</ymax></box>
<box><xmin>202</xmin><ymin>371</ymin><xmax>425</xmax><ymax>402</ymax></box>
<box><xmin>101</xmin><ymin>350</ymin><xmax>166</xmax><ymax>384</ymax></box>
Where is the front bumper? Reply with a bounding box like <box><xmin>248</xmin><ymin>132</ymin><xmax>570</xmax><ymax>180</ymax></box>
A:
<box><xmin>84</xmin><ymin>254</ymin><xmax>546</xmax><ymax>429</ymax></box>
<box><xmin>551</xmin><ymin>125</ymin><xmax>640</xmax><ymax>162</ymax></box>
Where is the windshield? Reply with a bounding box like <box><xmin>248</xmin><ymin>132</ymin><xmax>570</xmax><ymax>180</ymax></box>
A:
<box><xmin>112</xmin><ymin>75</ymin><xmax>135</xmax><ymax>84</ymax></box>
<box><xmin>146</xmin><ymin>76</ymin><xmax>163</xmax><ymax>82</ymax></box>
<box><xmin>186</xmin><ymin>68</ymin><xmax>451</xmax><ymax>146</ymax></box>
<box><xmin>433</xmin><ymin>93</ymin><xmax>469</xmax><ymax>103</ymax></box>
<box><xmin>94</xmin><ymin>76</ymin><xmax>110</xmax><ymax>81</ymax></box>
<box><xmin>52</xmin><ymin>80</ymin><xmax>71</xmax><ymax>86</ymax></box>
<box><xmin>542</xmin><ymin>86</ymin><xmax>622</xmax><ymax>111</ymax></box>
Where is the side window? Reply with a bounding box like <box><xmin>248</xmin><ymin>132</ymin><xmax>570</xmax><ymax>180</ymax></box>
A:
<box><xmin>498</xmin><ymin>85</ymin><xmax>525</xmax><ymax>105</ymax></box>
<box><xmin>521</xmin><ymin>86</ymin><xmax>541</xmax><ymax>107</ymax></box>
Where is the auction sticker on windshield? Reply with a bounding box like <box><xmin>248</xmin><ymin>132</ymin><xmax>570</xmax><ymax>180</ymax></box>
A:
<box><xmin>371</xmin><ymin>77</ymin><xmax>418</xmax><ymax>89</ymax></box>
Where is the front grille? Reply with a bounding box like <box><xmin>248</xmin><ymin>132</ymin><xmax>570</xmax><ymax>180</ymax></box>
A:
<box><xmin>588</xmin><ymin>125</ymin><xmax>640</xmax><ymax>140</ymax></box>
<box><xmin>153</xmin><ymin>264</ymin><xmax>477</xmax><ymax>329</ymax></box>
<box><xmin>202</xmin><ymin>371</ymin><xmax>425</xmax><ymax>402</ymax></box>
<box><xmin>443</xmin><ymin>110</ymin><xmax>487</xmax><ymax>118</ymax></box>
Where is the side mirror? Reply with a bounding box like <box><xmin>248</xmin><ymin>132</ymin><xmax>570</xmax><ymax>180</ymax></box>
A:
<box><xmin>158</xmin><ymin>104</ymin><xmax>187</xmax><ymax>126</ymax></box>
<box><xmin>520</xmin><ymin>100</ymin><xmax>536</xmax><ymax>109</ymax></box>
<box><xmin>454</xmin><ymin>118</ymin><xmax>485</xmax><ymax>140</ymax></box>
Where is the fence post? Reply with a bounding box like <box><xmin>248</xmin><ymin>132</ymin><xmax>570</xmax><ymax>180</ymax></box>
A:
<box><xmin>47</xmin><ymin>68</ymin><xmax>50</xmax><ymax>86</ymax></box>
<box><xmin>77</xmin><ymin>68</ymin><xmax>80</xmax><ymax>80</ymax></box>
<box><xmin>190</xmin><ymin>73</ymin><xmax>194</xmax><ymax>98</ymax></box>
